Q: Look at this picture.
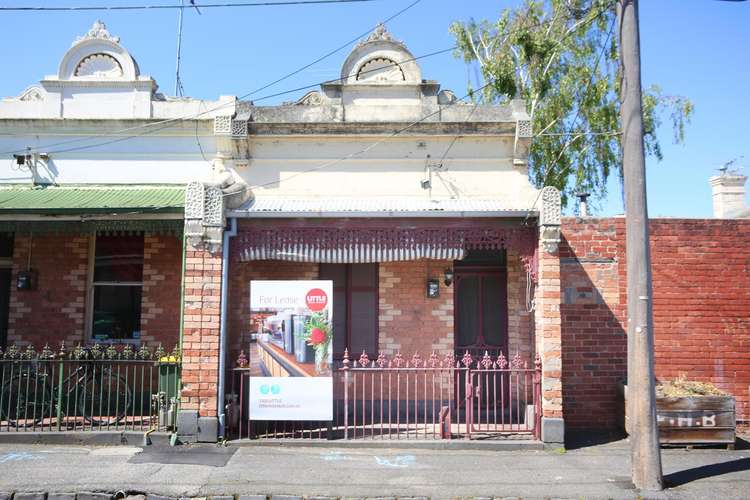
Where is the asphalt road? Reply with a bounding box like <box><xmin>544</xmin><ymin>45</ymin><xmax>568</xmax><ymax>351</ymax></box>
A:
<box><xmin>0</xmin><ymin>439</ymin><xmax>749</xmax><ymax>499</ymax></box>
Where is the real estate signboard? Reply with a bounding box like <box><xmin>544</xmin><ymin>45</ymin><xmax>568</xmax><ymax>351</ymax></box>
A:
<box><xmin>248</xmin><ymin>280</ymin><xmax>333</xmax><ymax>421</ymax></box>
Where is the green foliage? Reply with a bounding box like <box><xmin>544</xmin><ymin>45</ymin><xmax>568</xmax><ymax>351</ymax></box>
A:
<box><xmin>450</xmin><ymin>0</ymin><xmax>693</xmax><ymax>209</ymax></box>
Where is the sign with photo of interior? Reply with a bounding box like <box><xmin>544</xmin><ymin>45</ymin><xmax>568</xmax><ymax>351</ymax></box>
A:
<box><xmin>248</xmin><ymin>280</ymin><xmax>333</xmax><ymax>421</ymax></box>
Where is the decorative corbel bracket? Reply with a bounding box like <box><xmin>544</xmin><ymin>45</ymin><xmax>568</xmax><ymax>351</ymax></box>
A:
<box><xmin>184</xmin><ymin>181</ymin><xmax>225</xmax><ymax>253</ymax></box>
<box><xmin>213</xmin><ymin>100</ymin><xmax>251</xmax><ymax>138</ymax></box>
<box><xmin>513</xmin><ymin>119</ymin><xmax>532</xmax><ymax>171</ymax></box>
<box><xmin>539</xmin><ymin>186</ymin><xmax>561</xmax><ymax>254</ymax></box>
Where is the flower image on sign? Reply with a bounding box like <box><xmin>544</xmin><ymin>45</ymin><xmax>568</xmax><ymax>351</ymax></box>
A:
<box><xmin>248</xmin><ymin>280</ymin><xmax>334</xmax><ymax>421</ymax></box>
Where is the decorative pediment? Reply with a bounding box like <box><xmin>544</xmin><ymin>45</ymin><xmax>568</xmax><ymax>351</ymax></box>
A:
<box><xmin>73</xmin><ymin>20</ymin><xmax>120</xmax><ymax>46</ymax></box>
<box><xmin>296</xmin><ymin>90</ymin><xmax>325</xmax><ymax>106</ymax></box>
<box><xmin>340</xmin><ymin>24</ymin><xmax>421</xmax><ymax>85</ymax></box>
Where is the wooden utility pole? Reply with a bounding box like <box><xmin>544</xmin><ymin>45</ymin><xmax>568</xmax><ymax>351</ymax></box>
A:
<box><xmin>617</xmin><ymin>0</ymin><xmax>663</xmax><ymax>491</ymax></box>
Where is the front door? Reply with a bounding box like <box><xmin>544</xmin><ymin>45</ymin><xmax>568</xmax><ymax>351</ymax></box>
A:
<box><xmin>453</xmin><ymin>250</ymin><xmax>508</xmax><ymax>359</ymax></box>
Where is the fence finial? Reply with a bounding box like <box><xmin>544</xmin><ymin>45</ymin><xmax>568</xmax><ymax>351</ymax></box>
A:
<box><xmin>237</xmin><ymin>349</ymin><xmax>249</xmax><ymax>368</ymax></box>
<box><xmin>376</xmin><ymin>351</ymin><xmax>388</xmax><ymax>368</ymax></box>
<box><xmin>41</xmin><ymin>344</ymin><xmax>54</xmax><ymax>360</ymax></box>
<box><xmin>392</xmin><ymin>351</ymin><xmax>405</xmax><ymax>368</ymax></box>
<box><xmin>535</xmin><ymin>352</ymin><xmax>542</xmax><ymax>370</ymax></box>
<box><xmin>428</xmin><ymin>351</ymin><xmax>439</xmax><ymax>368</ymax></box>
<box><xmin>58</xmin><ymin>341</ymin><xmax>66</xmax><ymax>359</ymax></box>
<box><xmin>342</xmin><ymin>348</ymin><xmax>350</xmax><ymax>370</ymax></box>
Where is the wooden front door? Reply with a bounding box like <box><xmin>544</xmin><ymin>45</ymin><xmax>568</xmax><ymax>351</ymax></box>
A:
<box><xmin>453</xmin><ymin>250</ymin><xmax>508</xmax><ymax>359</ymax></box>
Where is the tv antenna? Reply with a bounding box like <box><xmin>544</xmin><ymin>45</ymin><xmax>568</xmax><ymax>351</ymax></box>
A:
<box><xmin>175</xmin><ymin>0</ymin><xmax>201</xmax><ymax>96</ymax></box>
<box><xmin>717</xmin><ymin>156</ymin><xmax>745</xmax><ymax>176</ymax></box>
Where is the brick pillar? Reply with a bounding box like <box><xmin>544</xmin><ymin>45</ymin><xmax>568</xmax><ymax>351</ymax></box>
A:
<box><xmin>535</xmin><ymin>239</ymin><xmax>564</xmax><ymax>445</ymax></box>
<box><xmin>179</xmin><ymin>246</ymin><xmax>222</xmax><ymax>442</ymax></box>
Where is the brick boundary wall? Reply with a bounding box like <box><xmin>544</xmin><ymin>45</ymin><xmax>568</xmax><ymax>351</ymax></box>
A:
<box><xmin>561</xmin><ymin>217</ymin><xmax>750</xmax><ymax>429</ymax></box>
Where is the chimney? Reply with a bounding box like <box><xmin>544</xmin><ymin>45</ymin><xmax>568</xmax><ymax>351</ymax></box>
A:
<box><xmin>709</xmin><ymin>173</ymin><xmax>748</xmax><ymax>218</ymax></box>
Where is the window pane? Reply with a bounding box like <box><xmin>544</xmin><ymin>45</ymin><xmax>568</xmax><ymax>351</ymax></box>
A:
<box><xmin>350</xmin><ymin>263</ymin><xmax>377</xmax><ymax>288</ymax></box>
<box><xmin>0</xmin><ymin>233</ymin><xmax>13</xmax><ymax>259</ymax></box>
<box><xmin>481</xmin><ymin>275</ymin><xmax>506</xmax><ymax>346</ymax></box>
<box><xmin>350</xmin><ymin>289</ymin><xmax>377</xmax><ymax>355</ymax></box>
<box><xmin>94</xmin><ymin>235</ymin><xmax>144</xmax><ymax>282</ymax></box>
<box><xmin>92</xmin><ymin>285</ymin><xmax>142</xmax><ymax>341</ymax></box>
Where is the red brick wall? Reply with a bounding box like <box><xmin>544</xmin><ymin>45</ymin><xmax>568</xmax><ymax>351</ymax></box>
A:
<box><xmin>7</xmin><ymin>233</ymin><xmax>88</xmax><ymax>347</ymax></box>
<box><xmin>560</xmin><ymin>219</ymin><xmax>627</xmax><ymax>429</ymax></box>
<box><xmin>140</xmin><ymin>234</ymin><xmax>182</xmax><ymax>350</ymax></box>
<box><xmin>378</xmin><ymin>260</ymin><xmax>453</xmax><ymax>357</ymax></box>
<box><xmin>649</xmin><ymin>219</ymin><xmax>750</xmax><ymax>423</ymax></box>
<box><xmin>561</xmin><ymin>217</ymin><xmax>750</xmax><ymax>429</ymax></box>
<box><xmin>6</xmin><ymin>232</ymin><xmax>182</xmax><ymax>351</ymax></box>
<box><xmin>181</xmin><ymin>247</ymin><xmax>222</xmax><ymax>416</ymax></box>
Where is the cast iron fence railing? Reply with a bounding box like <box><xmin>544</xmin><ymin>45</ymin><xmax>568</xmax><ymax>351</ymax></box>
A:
<box><xmin>228</xmin><ymin>349</ymin><xmax>541</xmax><ymax>441</ymax></box>
<box><xmin>0</xmin><ymin>343</ymin><xmax>180</xmax><ymax>433</ymax></box>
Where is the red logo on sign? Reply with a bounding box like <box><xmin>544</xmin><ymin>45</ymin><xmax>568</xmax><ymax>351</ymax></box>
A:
<box><xmin>305</xmin><ymin>288</ymin><xmax>328</xmax><ymax>312</ymax></box>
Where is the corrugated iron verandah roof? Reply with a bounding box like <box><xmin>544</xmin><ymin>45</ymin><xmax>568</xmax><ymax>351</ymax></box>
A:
<box><xmin>234</xmin><ymin>219</ymin><xmax>539</xmax><ymax>279</ymax></box>
<box><xmin>0</xmin><ymin>184</ymin><xmax>185</xmax><ymax>214</ymax></box>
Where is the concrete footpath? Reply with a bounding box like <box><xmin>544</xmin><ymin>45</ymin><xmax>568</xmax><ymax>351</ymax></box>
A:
<box><xmin>0</xmin><ymin>438</ymin><xmax>748</xmax><ymax>500</ymax></box>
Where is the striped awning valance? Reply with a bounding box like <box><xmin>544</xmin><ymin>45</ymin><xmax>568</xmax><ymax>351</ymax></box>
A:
<box><xmin>235</xmin><ymin>225</ymin><xmax>536</xmax><ymax>264</ymax></box>
<box><xmin>241</xmin><ymin>244</ymin><xmax>465</xmax><ymax>263</ymax></box>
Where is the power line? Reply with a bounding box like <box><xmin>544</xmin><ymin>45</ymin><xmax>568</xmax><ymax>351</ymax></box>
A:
<box><xmin>3</xmin><ymin>8</ymin><xmax>570</xmax><ymax>161</ymax></box>
<box><xmin>0</xmin><ymin>0</ymin><xmax>378</xmax><ymax>12</ymax></box>
<box><xmin>522</xmin><ymin>5</ymin><xmax>617</xmax><ymax>221</ymax></box>
<box><xmin>243</xmin><ymin>79</ymin><xmax>500</xmax><ymax>192</ymax></box>
<box><xmin>4</xmin><ymin>10</ymin><xmax>561</xmax><ymax>158</ymax></box>
<box><xmin>1</xmin><ymin>0</ymin><xmax>425</xmax><ymax>156</ymax></box>
<box><xmin>33</xmin><ymin>45</ymin><xmax>457</xmax><ymax>156</ymax></box>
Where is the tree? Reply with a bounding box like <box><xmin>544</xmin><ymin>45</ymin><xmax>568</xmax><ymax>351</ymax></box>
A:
<box><xmin>450</xmin><ymin>0</ymin><xmax>693</xmax><ymax>209</ymax></box>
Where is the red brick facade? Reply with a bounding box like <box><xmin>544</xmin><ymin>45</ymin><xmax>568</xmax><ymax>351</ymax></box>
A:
<box><xmin>6</xmin><ymin>232</ymin><xmax>182</xmax><ymax>350</ymax></box>
<box><xmin>5</xmin><ymin>218</ymin><xmax>749</xmax><ymax>431</ymax></box>
<box><xmin>141</xmin><ymin>234</ymin><xmax>183</xmax><ymax>348</ymax></box>
<box><xmin>561</xmin><ymin>217</ymin><xmax>750</xmax><ymax>429</ymax></box>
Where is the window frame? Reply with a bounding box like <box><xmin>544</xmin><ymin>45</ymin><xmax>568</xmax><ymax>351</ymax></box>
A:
<box><xmin>85</xmin><ymin>234</ymin><xmax>145</xmax><ymax>345</ymax></box>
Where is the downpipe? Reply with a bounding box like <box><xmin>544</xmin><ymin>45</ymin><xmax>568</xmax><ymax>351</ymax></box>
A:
<box><xmin>218</xmin><ymin>217</ymin><xmax>237</xmax><ymax>440</ymax></box>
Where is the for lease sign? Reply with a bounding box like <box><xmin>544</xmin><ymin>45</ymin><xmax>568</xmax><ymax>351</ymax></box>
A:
<box><xmin>248</xmin><ymin>280</ymin><xmax>333</xmax><ymax>421</ymax></box>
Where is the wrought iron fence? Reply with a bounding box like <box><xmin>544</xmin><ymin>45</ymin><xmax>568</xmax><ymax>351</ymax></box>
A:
<box><xmin>0</xmin><ymin>343</ymin><xmax>180</xmax><ymax>433</ymax></box>
<box><xmin>228</xmin><ymin>349</ymin><xmax>541</xmax><ymax>441</ymax></box>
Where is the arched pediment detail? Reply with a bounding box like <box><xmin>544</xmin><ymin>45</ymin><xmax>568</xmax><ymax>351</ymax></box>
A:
<box><xmin>356</xmin><ymin>57</ymin><xmax>405</xmax><ymax>82</ymax></box>
<box><xmin>57</xmin><ymin>21</ymin><xmax>139</xmax><ymax>81</ymax></box>
<box><xmin>340</xmin><ymin>24</ymin><xmax>421</xmax><ymax>85</ymax></box>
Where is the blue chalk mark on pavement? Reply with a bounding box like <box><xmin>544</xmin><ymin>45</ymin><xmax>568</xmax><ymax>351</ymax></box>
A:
<box><xmin>374</xmin><ymin>455</ymin><xmax>415</xmax><ymax>468</ymax></box>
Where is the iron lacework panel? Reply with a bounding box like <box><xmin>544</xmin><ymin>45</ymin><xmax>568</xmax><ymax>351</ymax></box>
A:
<box><xmin>234</xmin><ymin>221</ymin><xmax>539</xmax><ymax>281</ymax></box>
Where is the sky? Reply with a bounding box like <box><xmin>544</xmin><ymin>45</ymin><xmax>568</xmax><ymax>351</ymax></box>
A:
<box><xmin>0</xmin><ymin>0</ymin><xmax>747</xmax><ymax>217</ymax></box>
